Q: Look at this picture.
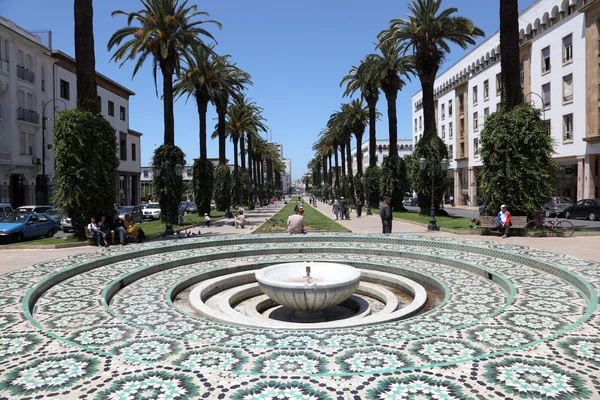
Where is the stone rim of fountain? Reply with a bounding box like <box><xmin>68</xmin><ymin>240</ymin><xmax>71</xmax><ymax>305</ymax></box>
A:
<box><xmin>255</xmin><ymin>262</ymin><xmax>361</xmax><ymax>289</ymax></box>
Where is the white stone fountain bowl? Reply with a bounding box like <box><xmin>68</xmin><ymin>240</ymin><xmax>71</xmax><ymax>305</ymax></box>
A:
<box><xmin>255</xmin><ymin>262</ymin><xmax>361</xmax><ymax>312</ymax></box>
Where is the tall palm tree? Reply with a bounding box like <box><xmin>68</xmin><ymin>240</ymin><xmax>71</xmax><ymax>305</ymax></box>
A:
<box><xmin>108</xmin><ymin>0</ymin><xmax>221</xmax><ymax>145</ymax></box>
<box><xmin>341</xmin><ymin>57</ymin><xmax>380</xmax><ymax>168</ymax></box>
<box><xmin>380</xmin><ymin>0</ymin><xmax>484</xmax><ymax>138</ymax></box>
<box><xmin>500</xmin><ymin>0</ymin><xmax>522</xmax><ymax>110</ymax></box>
<box><xmin>74</xmin><ymin>0</ymin><xmax>98</xmax><ymax>112</ymax></box>
<box><xmin>363</xmin><ymin>41</ymin><xmax>413</xmax><ymax>158</ymax></box>
<box><xmin>341</xmin><ymin>99</ymin><xmax>371</xmax><ymax>176</ymax></box>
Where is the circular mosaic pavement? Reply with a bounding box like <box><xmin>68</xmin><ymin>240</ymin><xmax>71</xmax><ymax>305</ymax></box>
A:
<box><xmin>1</xmin><ymin>234</ymin><xmax>599</xmax><ymax>399</ymax></box>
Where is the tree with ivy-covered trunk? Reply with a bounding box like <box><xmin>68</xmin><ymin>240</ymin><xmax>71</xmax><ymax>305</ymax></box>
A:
<box><xmin>192</xmin><ymin>159</ymin><xmax>214</xmax><ymax>216</ymax></box>
<box><xmin>214</xmin><ymin>164</ymin><xmax>231</xmax><ymax>211</ymax></box>
<box><xmin>53</xmin><ymin>110</ymin><xmax>118</xmax><ymax>238</ymax></box>
<box><xmin>364</xmin><ymin>165</ymin><xmax>381</xmax><ymax>210</ymax></box>
<box><xmin>152</xmin><ymin>145</ymin><xmax>185</xmax><ymax>226</ymax></box>
<box><xmin>480</xmin><ymin>105</ymin><xmax>554</xmax><ymax>216</ymax></box>
<box><xmin>409</xmin><ymin>134</ymin><xmax>448</xmax><ymax>215</ymax></box>
<box><xmin>381</xmin><ymin>155</ymin><xmax>409</xmax><ymax>212</ymax></box>
<box><xmin>353</xmin><ymin>173</ymin><xmax>364</xmax><ymax>204</ymax></box>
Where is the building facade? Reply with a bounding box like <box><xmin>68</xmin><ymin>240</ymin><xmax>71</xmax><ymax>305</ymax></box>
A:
<box><xmin>347</xmin><ymin>138</ymin><xmax>414</xmax><ymax>173</ymax></box>
<box><xmin>411</xmin><ymin>0</ymin><xmax>599</xmax><ymax>206</ymax></box>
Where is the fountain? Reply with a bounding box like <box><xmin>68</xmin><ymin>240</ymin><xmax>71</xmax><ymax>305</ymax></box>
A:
<box><xmin>255</xmin><ymin>262</ymin><xmax>361</xmax><ymax>320</ymax></box>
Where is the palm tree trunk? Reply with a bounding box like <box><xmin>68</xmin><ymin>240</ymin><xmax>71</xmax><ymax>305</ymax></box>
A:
<box><xmin>161</xmin><ymin>61</ymin><xmax>176</xmax><ymax>146</ymax></box>
<box><xmin>340</xmin><ymin>143</ymin><xmax>346</xmax><ymax>176</ymax></box>
<box><xmin>346</xmin><ymin>138</ymin><xmax>353</xmax><ymax>177</ymax></box>
<box><xmin>355</xmin><ymin>130</ymin><xmax>364</xmax><ymax>175</ymax></box>
<box><xmin>233</xmin><ymin>135</ymin><xmax>239</xmax><ymax>171</ymax></box>
<box><xmin>322</xmin><ymin>155</ymin><xmax>328</xmax><ymax>185</ymax></box>
<box><xmin>196</xmin><ymin>94</ymin><xmax>209</xmax><ymax>160</ymax></box>
<box><xmin>328</xmin><ymin>154</ymin><xmax>333</xmax><ymax>186</ymax></box>
<box><xmin>385</xmin><ymin>89</ymin><xmax>398</xmax><ymax>157</ymax></box>
<box><xmin>421</xmin><ymin>72</ymin><xmax>437</xmax><ymax>137</ymax></box>
<box><xmin>500</xmin><ymin>0</ymin><xmax>523</xmax><ymax>110</ymax></box>
<box><xmin>247</xmin><ymin>135</ymin><xmax>252</xmax><ymax>177</ymax></box>
<box><xmin>368</xmin><ymin>101</ymin><xmax>377</xmax><ymax>167</ymax></box>
<box><xmin>74</xmin><ymin>0</ymin><xmax>98</xmax><ymax>113</ymax></box>
<box><xmin>260</xmin><ymin>160</ymin><xmax>265</xmax><ymax>186</ymax></box>
<box><xmin>240</xmin><ymin>132</ymin><xmax>246</xmax><ymax>170</ymax></box>
<box><xmin>334</xmin><ymin>147</ymin><xmax>340</xmax><ymax>193</ymax></box>
<box><xmin>217</xmin><ymin>110</ymin><xmax>226</xmax><ymax>164</ymax></box>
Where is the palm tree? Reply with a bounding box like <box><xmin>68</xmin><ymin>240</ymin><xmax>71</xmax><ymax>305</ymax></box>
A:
<box><xmin>108</xmin><ymin>0</ymin><xmax>221</xmax><ymax>145</ymax></box>
<box><xmin>500</xmin><ymin>0</ymin><xmax>522</xmax><ymax>110</ymax></box>
<box><xmin>341</xmin><ymin>99</ymin><xmax>370</xmax><ymax>176</ymax></box>
<box><xmin>74</xmin><ymin>0</ymin><xmax>98</xmax><ymax>112</ymax></box>
<box><xmin>380</xmin><ymin>0</ymin><xmax>484</xmax><ymax>138</ymax></box>
<box><xmin>341</xmin><ymin>57</ymin><xmax>380</xmax><ymax>168</ymax></box>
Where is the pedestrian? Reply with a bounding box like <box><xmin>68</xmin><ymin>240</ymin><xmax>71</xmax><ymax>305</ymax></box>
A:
<box><xmin>496</xmin><ymin>204</ymin><xmax>511</xmax><ymax>238</ymax></box>
<box><xmin>355</xmin><ymin>200</ymin><xmax>362</xmax><ymax>218</ymax></box>
<box><xmin>449</xmin><ymin>195</ymin><xmax>455</xmax><ymax>207</ymax></box>
<box><xmin>340</xmin><ymin>197</ymin><xmax>347</xmax><ymax>220</ymax></box>
<box><xmin>204</xmin><ymin>213</ymin><xmax>211</xmax><ymax>228</ymax></box>
<box><xmin>380</xmin><ymin>196</ymin><xmax>393</xmax><ymax>234</ymax></box>
<box><xmin>332</xmin><ymin>199</ymin><xmax>340</xmax><ymax>220</ymax></box>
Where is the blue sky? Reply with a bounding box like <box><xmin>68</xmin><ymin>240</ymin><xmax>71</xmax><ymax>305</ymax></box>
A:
<box><xmin>3</xmin><ymin>0</ymin><xmax>535</xmax><ymax>179</ymax></box>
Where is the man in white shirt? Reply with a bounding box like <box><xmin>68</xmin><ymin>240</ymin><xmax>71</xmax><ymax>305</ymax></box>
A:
<box><xmin>286</xmin><ymin>209</ymin><xmax>305</xmax><ymax>234</ymax></box>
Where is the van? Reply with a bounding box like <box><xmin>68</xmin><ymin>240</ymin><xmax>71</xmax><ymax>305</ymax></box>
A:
<box><xmin>0</xmin><ymin>204</ymin><xmax>13</xmax><ymax>219</ymax></box>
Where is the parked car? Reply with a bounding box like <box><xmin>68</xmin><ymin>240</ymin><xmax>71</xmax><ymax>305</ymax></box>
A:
<box><xmin>118</xmin><ymin>206</ymin><xmax>143</xmax><ymax>223</ymax></box>
<box><xmin>563</xmin><ymin>199</ymin><xmax>600</xmax><ymax>220</ymax></box>
<box><xmin>0</xmin><ymin>204</ymin><xmax>13</xmax><ymax>219</ymax></box>
<box><xmin>403</xmin><ymin>197</ymin><xmax>418</xmax><ymax>207</ymax></box>
<box><xmin>60</xmin><ymin>217</ymin><xmax>73</xmax><ymax>232</ymax></box>
<box><xmin>13</xmin><ymin>205</ymin><xmax>54</xmax><ymax>215</ymax></box>
<box><xmin>184</xmin><ymin>202</ymin><xmax>198</xmax><ymax>214</ymax></box>
<box><xmin>543</xmin><ymin>196</ymin><xmax>573</xmax><ymax>217</ymax></box>
<box><xmin>137</xmin><ymin>204</ymin><xmax>149</xmax><ymax>210</ymax></box>
<box><xmin>0</xmin><ymin>213</ymin><xmax>59</xmax><ymax>243</ymax></box>
<box><xmin>178</xmin><ymin>201</ymin><xmax>190</xmax><ymax>216</ymax></box>
<box><xmin>143</xmin><ymin>203</ymin><xmax>161</xmax><ymax>220</ymax></box>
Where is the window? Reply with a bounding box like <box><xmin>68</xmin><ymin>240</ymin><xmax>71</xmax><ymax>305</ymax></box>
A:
<box><xmin>545</xmin><ymin>119</ymin><xmax>552</xmax><ymax>135</ymax></box>
<box><xmin>17</xmin><ymin>91</ymin><xmax>25</xmax><ymax>108</ymax></box>
<box><xmin>97</xmin><ymin>96</ymin><xmax>102</xmax><ymax>112</ymax></box>
<box><xmin>131</xmin><ymin>143</ymin><xmax>137</xmax><ymax>161</ymax></box>
<box><xmin>496</xmin><ymin>103</ymin><xmax>502</xmax><ymax>112</ymax></box>
<box><xmin>542</xmin><ymin>83</ymin><xmax>551</xmax><ymax>108</ymax></box>
<box><xmin>19</xmin><ymin>132</ymin><xmax>26</xmax><ymax>154</ymax></box>
<box><xmin>414</xmin><ymin>118</ymin><xmax>417</xmax><ymax>132</ymax></box>
<box><xmin>415</xmin><ymin>136</ymin><xmax>418</xmax><ymax>143</ymax></box>
<box><xmin>460</xmin><ymin>119</ymin><xmax>465</xmax><ymax>138</ymax></box>
<box><xmin>60</xmin><ymin>80</ymin><xmax>70</xmax><ymax>100</ymax></box>
<box><xmin>143</xmin><ymin>170</ymin><xmax>149</xmax><ymax>178</ymax></box>
<box><xmin>120</xmin><ymin>134</ymin><xmax>127</xmax><ymax>161</ymax></box>
<box><xmin>459</xmin><ymin>95</ymin><xmax>464</xmax><ymax>114</ymax></box>
<box><xmin>496</xmin><ymin>73</ymin><xmax>503</xmax><ymax>95</ymax></box>
<box><xmin>484</xmin><ymin>80</ymin><xmax>489</xmax><ymax>100</ymax></box>
<box><xmin>563</xmin><ymin>114</ymin><xmax>573</xmax><ymax>142</ymax></box>
<box><xmin>28</xmin><ymin>133</ymin><xmax>35</xmax><ymax>155</ymax></box>
<box><xmin>108</xmin><ymin>101</ymin><xmax>114</xmax><ymax>116</ymax></box>
<box><xmin>563</xmin><ymin>74</ymin><xmax>573</xmax><ymax>103</ymax></box>
<box><xmin>563</xmin><ymin>34</ymin><xmax>573</xmax><ymax>63</ymax></box>
<box><xmin>474</xmin><ymin>138</ymin><xmax>479</xmax><ymax>156</ymax></box>
<box><xmin>484</xmin><ymin>107</ymin><xmax>490</xmax><ymax>121</ymax></box>
<box><xmin>442</xmin><ymin>125</ymin><xmax>446</xmax><ymax>139</ymax></box>
<box><xmin>473</xmin><ymin>112</ymin><xmax>479</xmax><ymax>131</ymax></box>
<box><xmin>120</xmin><ymin>106</ymin><xmax>126</xmax><ymax>121</ymax></box>
<box><xmin>460</xmin><ymin>143</ymin><xmax>465</xmax><ymax>158</ymax></box>
<box><xmin>441</xmin><ymin>104</ymin><xmax>445</xmax><ymax>120</ymax></box>
<box><xmin>449</xmin><ymin>122</ymin><xmax>453</xmax><ymax>139</ymax></box>
<box><xmin>419</xmin><ymin>116</ymin><xmax>422</xmax><ymax>130</ymax></box>
<box><xmin>473</xmin><ymin>86</ymin><xmax>478</xmax><ymax>105</ymax></box>
<box><xmin>41</xmin><ymin>65</ymin><xmax>45</xmax><ymax>91</ymax></box>
<box><xmin>519</xmin><ymin>63</ymin><xmax>524</xmax><ymax>88</ymax></box>
<box><xmin>448</xmin><ymin>144</ymin><xmax>453</xmax><ymax>159</ymax></box>
<box><xmin>542</xmin><ymin>46</ymin><xmax>551</xmax><ymax>73</ymax></box>
<box><xmin>186</xmin><ymin>168</ymin><xmax>192</xmax><ymax>176</ymax></box>
<box><xmin>26</xmin><ymin>93</ymin><xmax>33</xmax><ymax>110</ymax></box>
<box><xmin>448</xmin><ymin>100</ymin><xmax>453</xmax><ymax>116</ymax></box>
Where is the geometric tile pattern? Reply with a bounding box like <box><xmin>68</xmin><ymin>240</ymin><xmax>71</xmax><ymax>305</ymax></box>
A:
<box><xmin>0</xmin><ymin>233</ymin><xmax>598</xmax><ymax>398</ymax></box>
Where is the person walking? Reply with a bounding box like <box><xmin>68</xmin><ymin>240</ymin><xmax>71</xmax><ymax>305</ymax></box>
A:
<box><xmin>332</xmin><ymin>199</ymin><xmax>340</xmax><ymax>220</ymax></box>
<box><xmin>355</xmin><ymin>200</ymin><xmax>362</xmax><ymax>218</ymax></box>
<box><xmin>340</xmin><ymin>197</ymin><xmax>347</xmax><ymax>220</ymax></box>
<box><xmin>380</xmin><ymin>196</ymin><xmax>393</xmax><ymax>234</ymax></box>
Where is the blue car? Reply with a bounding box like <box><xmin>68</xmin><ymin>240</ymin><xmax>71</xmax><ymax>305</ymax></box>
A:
<box><xmin>0</xmin><ymin>213</ymin><xmax>59</xmax><ymax>244</ymax></box>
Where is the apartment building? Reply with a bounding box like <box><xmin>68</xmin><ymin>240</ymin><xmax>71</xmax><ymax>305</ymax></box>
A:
<box><xmin>412</xmin><ymin>0</ymin><xmax>599</xmax><ymax>206</ymax></box>
<box><xmin>347</xmin><ymin>138</ymin><xmax>414</xmax><ymax>172</ymax></box>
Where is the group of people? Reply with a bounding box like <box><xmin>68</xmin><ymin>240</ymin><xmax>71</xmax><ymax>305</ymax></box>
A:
<box><xmin>88</xmin><ymin>212</ymin><xmax>146</xmax><ymax>247</ymax></box>
<box><xmin>331</xmin><ymin>197</ymin><xmax>364</xmax><ymax>220</ymax></box>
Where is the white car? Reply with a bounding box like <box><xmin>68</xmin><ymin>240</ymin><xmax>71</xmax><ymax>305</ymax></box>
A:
<box><xmin>143</xmin><ymin>203</ymin><xmax>161</xmax><ymax>220</ymax></box>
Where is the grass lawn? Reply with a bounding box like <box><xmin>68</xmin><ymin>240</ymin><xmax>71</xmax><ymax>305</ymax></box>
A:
<box><xmin>393</xmin><ymin>211</ymin><xmax>473</xmax><ymax>230</ymax></box>
<box><xmin>254</xmin><ymin>202</ymin><xmax>350</xmax><ymax>233</ymax></box>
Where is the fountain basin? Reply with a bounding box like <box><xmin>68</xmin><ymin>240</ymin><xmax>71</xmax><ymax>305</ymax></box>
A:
<box><xmin>255</xmin><ymin>262</ymin><xmax>361</xmax><ymax>312</ymax></box>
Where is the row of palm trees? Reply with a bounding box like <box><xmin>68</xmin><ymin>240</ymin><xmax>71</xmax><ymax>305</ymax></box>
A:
<box><xmin>309</xmin><ymin>0</ymin><xmax>483</xmax><ymax>211</ymax></box>
<box><xmin>107</xmin><ymin>0</ymin><xmax>284</xmax><ymax>212</ymax></box>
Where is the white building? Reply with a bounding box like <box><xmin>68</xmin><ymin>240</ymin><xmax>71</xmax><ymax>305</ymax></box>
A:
<box><xmin>0</xmin><ymin>17</ymin><xmax>142</xmax><ymax>207</ymax></box>
<box><xmin>347</xmin><ymin>138</ymin><xmax>414</xmax><ymax>172</ymax></box>
<box><xmin>411</xmin><ymin>0</ymin><xmax>599</xmax><ymax>206</ymax></box>
<box><xmin>282</xmin><ymin>158</ymin><xmax>292</xmax><ymax>194</ymax></box>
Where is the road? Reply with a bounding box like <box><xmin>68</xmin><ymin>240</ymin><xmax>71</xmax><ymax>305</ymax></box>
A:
<box><xmin>404</xmin><ymin>206</ymin><xmax>600</xmax><ymax>231</ymax></box>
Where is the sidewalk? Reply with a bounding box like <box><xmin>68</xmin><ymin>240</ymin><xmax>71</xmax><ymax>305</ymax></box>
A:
<box><xmin>306</xmin><ymin>198</ymin><xmax>600</xmax><ymax>262</ymax></box>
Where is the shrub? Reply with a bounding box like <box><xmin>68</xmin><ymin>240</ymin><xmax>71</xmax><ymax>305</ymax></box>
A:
<box><xmin>152</xmin><ymin>145</ymin><xmax>185</xmax><ymax>225</ymax></box>
<box><xmin>480</xmin><ymin>104</ymin><xmax>555</xmax><ymax>216</ymax></box>
<box><xmin>53</xmin><ymin>109</ymin><xmax>118</xmax><ymax>238</ymax></box>
<box><xmin>192</xmin><ymin>159</ymin><xmax>214</xmax><ymax>216</ymax></box>
<box><xmin>364</xmin><ymin>165</ymin><xmax>381</xmax><ymax>209</ymax></box>
<box><xmin>213</xmin><ymin>164</ymin><xmax>231</xmax><ymax>211</ymax></box>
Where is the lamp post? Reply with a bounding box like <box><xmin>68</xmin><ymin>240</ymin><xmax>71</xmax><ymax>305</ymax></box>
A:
<box><xmin>153</xmin><ymin>162</ymin><xmax>183</xmax><ymax>236</ymax></box>
<box><xmin>41</xmin><ymin>99</ymin><xmax>66</xmax><ymax>204</ymax></box>
<box><xmin>418</xmin><ymin>157</ymin><xmax>449</xmax><ymax>231</ymax></box>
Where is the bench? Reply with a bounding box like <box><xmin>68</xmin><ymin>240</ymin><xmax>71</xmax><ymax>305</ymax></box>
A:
<box><xmin>85</xmin><ymin>227</ymin><xmax>134</xmax><ymax>244</ymax></box>
<box><xmin>478</xmin><ymin>216</ymin><xmax>527</xmax><ymax>235</ymax></box>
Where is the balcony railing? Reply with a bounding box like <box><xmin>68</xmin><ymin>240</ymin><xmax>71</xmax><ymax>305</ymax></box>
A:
<box><xmin>17</xmin><ymin>65</ymin><xmax>35</xmax><ymax>83</ymax></box>
<box><xmin>0</xmin><ymin>152</ymin><xmax>11</xmax><ymax>161</ymax></box>
<box><xmin>17</xmin><ymin>107</ymin><xmax>39</xmax><ymax>124</ymax></box>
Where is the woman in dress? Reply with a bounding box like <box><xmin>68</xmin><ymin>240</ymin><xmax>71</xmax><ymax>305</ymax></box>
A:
<box><xmin>124</xmin><ymin>214</ymin><xmax>146</xmax><ymax>243</ymax></box>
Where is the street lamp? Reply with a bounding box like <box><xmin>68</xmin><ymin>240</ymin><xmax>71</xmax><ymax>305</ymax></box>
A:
<box><xmin>41</xmin><ymin>98</ymin><xmax>66</xmax><ymax>204</ymax></box>
<box><xmin>418</xmin><ymin>157</ymin><xmax>449</xmax><ymax>231</ymax></box>
<box><xmin>152</xmin><ymin>162</ymin><xmax>183</xmax><ymax>236</ymax></box>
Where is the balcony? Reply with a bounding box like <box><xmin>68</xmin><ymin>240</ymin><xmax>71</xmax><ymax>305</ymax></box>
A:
<box><xmin>0</xmin><ymin>152</ymin><xmax>11</xmax><ymax>162</ymax></box>
<box><xmin>17</xmin><ymin>107</ymin><xmax>40</xmax><ymax>124</ymax></box>
<box><xmin>17</xmin><ymin>65</ymin><xmax>35</xmax><ymax>83</ymax></box>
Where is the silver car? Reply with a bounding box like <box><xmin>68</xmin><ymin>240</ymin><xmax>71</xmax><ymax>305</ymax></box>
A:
<box><xmin>143</xmin><ymin>203</ymin><xmax>161</xmax><ymax>220</ymax></box>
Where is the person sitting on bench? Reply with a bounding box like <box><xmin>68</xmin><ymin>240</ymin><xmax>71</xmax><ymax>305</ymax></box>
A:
<box><xmin>235</xmin><ymin>210</ymin><xmax>246</xmax><ymax>229</ymax></box>
<box><xmin>496</xmin><ymin>204</ymin><xmax>511</xmax><ymax>238</ymax></box>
